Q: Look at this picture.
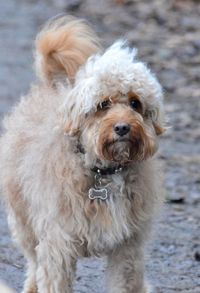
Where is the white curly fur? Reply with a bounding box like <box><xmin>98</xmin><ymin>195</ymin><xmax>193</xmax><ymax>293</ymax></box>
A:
<box><xmin>0</xmin><ymin>16</ymin><xmax>164</xmax><ymax>293</ymax></box>
<box><xmin>63</xmin><ymin>40</ymin><xmax>164</xmax><ymax>132</ymax></box>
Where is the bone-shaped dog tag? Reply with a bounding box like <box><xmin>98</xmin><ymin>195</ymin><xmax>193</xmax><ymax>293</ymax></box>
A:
<box><xmin>88</xmin><ymin>187</ymin><xmax>108</xmax><ymax>200</ymax></box>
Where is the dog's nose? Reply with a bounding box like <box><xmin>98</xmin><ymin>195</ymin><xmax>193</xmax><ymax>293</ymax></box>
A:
<box><xmin>114</xmin><ymin>123</ymin><xmax>130</xmax><ymax>136</ymax></box>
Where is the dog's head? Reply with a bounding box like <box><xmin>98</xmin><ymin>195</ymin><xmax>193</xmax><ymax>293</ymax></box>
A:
<box><xmin>35</xmin><ymin>17</ymin><xmax>164</xmax><ymax>167</ymax></box>
<box><xmin>63</xmin><ymin>42</ymin><xmax>164</xmax><ymax>166</ymax></box>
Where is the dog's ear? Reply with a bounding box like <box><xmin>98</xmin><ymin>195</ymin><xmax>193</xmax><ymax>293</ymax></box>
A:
<box><xmin>35</xmin><ymin>16</ymin><xmax>100</xmax><ymax>85</ymax></box>
<box><xmin>64</xmin><ymin>111</ymin><xmax>88</xmax><ymax>137</ymax></box>
<box><xmin>64</xmin><ymin>119</ymin><xmax>81</xmax><ymax>136</ymax></box>
<box><xmin>153</xmin><ymin>121</ymin><xmax>165</xmax><ymax>136</ymax></box>
<box><xmin>147</xmin><ymin>107</ymin><xmax>166</xmax><ymax>136</ymax></box>
<box><xmin>62</xmin><ymin>93</ymin><xmax>87</xmax><ymax>137</ymax></box>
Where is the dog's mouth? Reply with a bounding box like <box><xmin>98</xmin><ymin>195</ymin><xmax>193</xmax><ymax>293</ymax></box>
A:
<box><xmin>102</xmin><ymin>138</ymin><xmax>142</xmax><ymax>163</ymax></box>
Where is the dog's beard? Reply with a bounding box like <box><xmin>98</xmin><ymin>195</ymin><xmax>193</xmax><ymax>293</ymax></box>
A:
<box><xmin>103</xmin><ymin>139</ymin><xmax>139</xmax><ymax>163</ymax></box>
<box><xmin>97</xmin><ymin>126</ymin><xmax>156</xmax><ymax>164</ymax></box>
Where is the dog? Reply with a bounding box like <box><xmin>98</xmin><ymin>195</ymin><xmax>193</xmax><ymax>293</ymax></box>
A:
<box><xmin>0</xmin><ymin>16</ymin><xmax>165</xmax><ymax>293</ymax></box>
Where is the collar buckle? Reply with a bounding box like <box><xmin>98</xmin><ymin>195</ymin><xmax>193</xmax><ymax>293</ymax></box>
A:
<box><xmin>91</xmin><ymin>165</ymin><xmax>124</xmax><ymax>176</ymax></box>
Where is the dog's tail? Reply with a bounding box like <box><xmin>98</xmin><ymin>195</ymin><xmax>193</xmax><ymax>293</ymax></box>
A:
<box><xmin>35</xmin><ymin>15</ymin><xmax>101</xmax><ymax>85</ymax></box>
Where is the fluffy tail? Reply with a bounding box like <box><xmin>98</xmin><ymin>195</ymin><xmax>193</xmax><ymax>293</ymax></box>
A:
<box><xmin>35</xmin><ymin>15</ymin><xmax>101</xmax><ymax>84</ymax></box>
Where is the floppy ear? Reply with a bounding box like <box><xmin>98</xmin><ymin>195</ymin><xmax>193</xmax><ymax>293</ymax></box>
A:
<box><xmin>64</xmin><ymin>117</ymin><xmax>82</xmax><ymax>136</ymax></box>
<box><xmin>62</xmin><ymin>100</ymin><xmax>82</xmax><ymax>136</ymax></box>
<box><xmin>61</xmin><ymin>72</ymin><xmax>98</xmax><ymax>136</ymax></box>
<box><xmin>153</xmin><ymin>121</ymin><xmax>165</xmax><ymax>136</ymax></box>
<box><xmin>62</xmin><ymin>90</ymin><xmax>88</xmax><ymax>137</ymax></box>
<box><xmin>147</xmin><ymin>106</ymin><xmax>166</xmax><ymax>136</ymax></box>
<box><xmin>35</xmin><ymin>15</ymin><xmax>100</xmax><ymax>85</ymax></box>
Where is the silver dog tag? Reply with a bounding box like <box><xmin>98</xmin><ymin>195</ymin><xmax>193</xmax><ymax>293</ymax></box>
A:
<box><xmin>88</xmin><ymin>187</ymin><xmax>108</xmax><ymax>200</ymax></box>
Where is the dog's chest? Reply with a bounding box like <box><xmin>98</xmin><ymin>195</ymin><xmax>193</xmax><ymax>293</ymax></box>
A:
<box><xmin>82</xmin><ymin>178</ymin><xmax>134</xmax><ymax>254</ymax></box>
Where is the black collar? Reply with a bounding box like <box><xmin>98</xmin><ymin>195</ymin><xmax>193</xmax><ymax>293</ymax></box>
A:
<box><xmin>76</xmin><ymin>141</ymin><xmax>127</xmax><ymax>176</ymax></box>
<box><xmin>91</xmin><ymin>164</ymin><xmax>125</xmax><ymax>176</ymax></box>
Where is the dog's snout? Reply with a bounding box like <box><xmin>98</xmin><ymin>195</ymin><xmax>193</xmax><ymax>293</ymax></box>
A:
<box><xmin>114</xmin><ymin>123</ymin><xmax>130</xmax><ymax>136</ymax></box>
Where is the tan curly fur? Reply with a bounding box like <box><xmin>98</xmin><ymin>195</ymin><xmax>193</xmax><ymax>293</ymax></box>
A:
<box><xmin>35</xmin><ymin>15</ymin><xmax>101</xmax><ymax>84</ymax></box>
<box><xmin>0</xmin><ymin>15</ymin><xmax>164</xmax><ymax>293</ymax></box>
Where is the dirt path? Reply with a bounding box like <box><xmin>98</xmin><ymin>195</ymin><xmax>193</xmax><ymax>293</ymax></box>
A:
<box><xmin>0</xmin><ymin>0</ymin><xmax>200</xmax><ymax>292</ymax></box>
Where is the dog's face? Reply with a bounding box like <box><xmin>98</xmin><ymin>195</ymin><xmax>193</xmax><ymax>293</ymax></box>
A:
<box><xmin>80</xmin><ymin>92</ymin><xmax>161</xmax><ymax>166</ymax></box>
<box><xmin>63</xmin><ymin>42</ymin><xmax>165</xmax><ymax>166</ymax></box>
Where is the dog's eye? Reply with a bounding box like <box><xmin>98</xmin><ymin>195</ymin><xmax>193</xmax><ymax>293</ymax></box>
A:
<box><xmin>97</xmin><ymin>100</ymin><xmax>110</xmax><ymax>110</ymax></box>
<box><xmin>130</xmin><ymin>100</ymin><xmax>141</xmax><ymax>112</ymax></box>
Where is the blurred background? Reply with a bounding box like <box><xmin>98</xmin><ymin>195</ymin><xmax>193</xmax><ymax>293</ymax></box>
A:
<box><xmin>0</xmin><ymin>0</ymin><xmax>200</xmax><ymax>292</ymax></box>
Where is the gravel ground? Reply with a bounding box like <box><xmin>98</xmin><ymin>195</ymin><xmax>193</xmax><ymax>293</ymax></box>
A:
<box><xmin>0</xmin><ymin>0</ymin><xmax>200</xmax><ymax>292</ymax></box>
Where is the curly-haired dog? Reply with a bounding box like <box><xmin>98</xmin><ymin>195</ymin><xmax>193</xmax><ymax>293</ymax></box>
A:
<box><xmin>0</xmin><ymin>16</ymin><xmax>165</xmax><ymax>293</ymax></box>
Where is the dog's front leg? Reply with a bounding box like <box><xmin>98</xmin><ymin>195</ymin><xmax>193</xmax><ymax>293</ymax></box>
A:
<box><xmin>106</xmin><ymin>240</ymin><xmax>150</xmax><ymax>293</ymax></box>
<box><xmin>35</xmin><ymin>233</ymin><xmax>76</xmax><ymax>293</ymax></box>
